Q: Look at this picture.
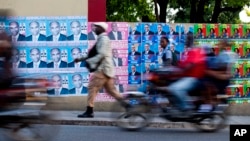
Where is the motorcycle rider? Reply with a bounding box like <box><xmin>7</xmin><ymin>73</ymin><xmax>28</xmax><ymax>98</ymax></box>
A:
<box><xmin>200</xmin><ymin>40</ymin><xmax>237</xmax><ymax>112</ymax></box>
<box><xmin>157</xmin><ymin>33</ymin><xmax>207</xmax><ymax>117</ymax></box>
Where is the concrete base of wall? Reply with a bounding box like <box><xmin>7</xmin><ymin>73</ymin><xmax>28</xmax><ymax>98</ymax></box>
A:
<box><xmin>42</xmin><ymin>96</ymin><xmax>250</xmax><ymax>116</ymax></box>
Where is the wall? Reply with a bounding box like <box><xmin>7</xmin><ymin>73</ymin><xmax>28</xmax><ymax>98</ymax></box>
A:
<box><xmin>0</xmin><ymin>0</ymin><xmax>88</xmax><ymax>16</ymax></box>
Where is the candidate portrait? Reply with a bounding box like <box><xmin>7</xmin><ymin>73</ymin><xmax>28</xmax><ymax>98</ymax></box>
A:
<box><xmin>67</xmin><ymin>20</ymin><xmax>87</xmax><ymax>41</ymax></box>
<box><xmin>68</xmin><ymin>47</ymin><xmax>86</xmax><ymax>68</ymax></box>
<box><xmin>27</xmin><ymin>48</ymin><xmax>47</xmax><ymax>68</ymax></box>
<box><xmin>112</xmin><ymin>49</ymin><xmax>123</xmax><ymax>67</ymax></box>
<box><xmin>47</xmin><ymin>48</ymin><xmax>67</xmax><ymax>68</ymax></box>
<box><xmin>69</xmin><ymin>74</ymin><xmax>88</xmax><ymax>94</ymax></box>
<box><xmin>108</xmin><ymin>22</ymin><xmax>122</xmax><ymax>40</ymax></box>
<box><xmin>12</xmin><ymin>48</ymin><xmax>26</xmax><ymax>68</ymax></box>
<box><xmin>8</xmin><ymin>21</ymin><xmax>26</xmax><ymax>42</ymax></box>
<box><xmin>47</xmin><ymin>74</ymin><xmax>68</xmax><ymax>95</ymax></box>
<box><xmin>47</xmin><ymin>21</ymin><xmax>67</xmax><ymax>41</ymax></box>
<box><xmin>114</xmin><ymin>75</ymin><xmax>124</xmax><ymax>93</ymax></box>
<box><xmin>26</xmin><ymin>21</ymin><xmax>46</xmax><ymax>41</ymax></box>
<box><xmin>88</xmin><ymin>23</ymin><xmax>97</xmax><ymax>40</ymax></box>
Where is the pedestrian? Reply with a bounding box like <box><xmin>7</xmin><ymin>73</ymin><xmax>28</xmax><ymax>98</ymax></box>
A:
<box><xmin>75</xmin><ymin>22</ymin><xmax>129</xmax><ymax>118</ymax></box>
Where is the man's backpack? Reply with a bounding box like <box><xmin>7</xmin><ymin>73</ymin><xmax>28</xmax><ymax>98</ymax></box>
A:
<box><xmin>85</xmin><ymin>44</ymin><xmax>103</xmax><ymax>72</ymax></box>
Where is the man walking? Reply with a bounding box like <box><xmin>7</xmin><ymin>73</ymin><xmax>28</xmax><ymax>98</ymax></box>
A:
<box><xmin>75</xmin><ymin>22</ymin><xmax>129</xmax><ymax>118</ymax></box>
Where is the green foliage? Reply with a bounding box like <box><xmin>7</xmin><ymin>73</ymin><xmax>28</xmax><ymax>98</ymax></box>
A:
<box><xmin>106</xmin><ymin>0</ymin><xmax>155</xmax><ymax>22</ymax></box>
<box><xmin>106</xmin><ymin>0</ymin><xmax>250</xmax><ymax>23</ymax></box>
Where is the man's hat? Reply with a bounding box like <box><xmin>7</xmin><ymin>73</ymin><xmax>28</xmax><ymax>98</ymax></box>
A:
<box><xmin>93</xmin><ymin>22</ymin><xmax>108</xmax><ymax>32</ymax></box>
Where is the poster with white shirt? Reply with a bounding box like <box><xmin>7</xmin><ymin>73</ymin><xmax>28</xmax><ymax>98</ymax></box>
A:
<box><xmin>25</xmin><ymin>17</ymin><xmax>47</xmax><ymax>42</ymax></box>
<box><xmin>47</xmin><ymin>73</ymin><xmax>69</xmax><ymax>96</ymax></box>
<box><xmin>128</xmin><ymin>22</ymin><xmax>142</xmax><ymax>43</ymax></box>
<box><xmin>87</xmin><ymin>22</ymin><xmax>98</xmax><ymax>41</ymax></box>
<box><xmin>67</xmin><ymin>42</ymin><xmax>88</xmax><ymax>72</ymax></box>
<box><xmin>47</xmin><ymin>44</ymin><xmax>69</xmax><ymax>69</ymax></box>
<box><xmin>68</xmin><ymin>72</ymin><xmax>89</xmax><ymax>95</ymax></box>
<box><xmin>26</xmin><ymin>45</ymin><xmax>48</xmax><ymax>71</ymax></box>
<box><xmin>46</xmin><ymin>17</ymin><xmax>68</xmax><ymax>42</ymax></box>
<box><xmin>106</xmin><ymin>22</ymin><xmax>128</xmax><ymax>41</ymax></box>
<box><xmin>6</xmin><ymin>16</ymin><xmax>26</xmax><ymax>43</ymax></box>
<box><xmin>141</xmin><ymin>23</ymin><xmax>156</xmax><ymax>43</ymax></box>
<box><xmin>141</xmin><ymin>42</ymin><xmax>157</xmax><ymax>63</ymax></box>
<box><xmin>12</xmin><ymin>47</ymin><xmax>27</xmax><ymax>70</ymax></box>
<box><xmin>66</xmin><ymin>16</ymin><xmax>87</xmax><ymax>42</ymax></box>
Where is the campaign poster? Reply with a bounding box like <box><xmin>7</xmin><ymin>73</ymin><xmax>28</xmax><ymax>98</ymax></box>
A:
<box><xmin>11</xmin><ymin>46</ymin><xmax>27</xmax><ymax>71</ymax></box>
<box><xmin>6</xmin><ymin>16</ymin><xmax>26</xmax><ymax>42</ymax></box>
<box><xmin>46</xmin><ymin>17</ymin><xmax>68</xmax><ymax>42</ymax></box>
<box><xmin>66</xmin><ymin>16</ymin><xmax>87</xmax><ymax>41</ymax></box>
<box><xmin>141</xmin><ymin>62</ymin><xmax>158</xmax><ymax>82</ymax></box>
<box><xmin>0</xmin><ymin>16</ymin><xmax>6</xmax><ymax>33</ymax></box>
<box><xmin>114</xmin><ymin>75</ymin><xmax>128</xmax><ymax>93</ymax></box>
<box><xmin>141</xmin><ymin>42</ymin><xmax>157</xmax><ymax>63</ymax></box>
<box><xmin>230</xmin><ymin>24</ymin><xmax>243</xmax><ymax>38</ymax></box>
<box><xmin>231</xmin><ymin>41</ymin><xmax>244</xmax><ymax>58</ymax></box>
<box><xmin>244</xmin><ymin>42</ymin><xmax>250</xmax><ymax>58</ymax></box>
<box><xmin>233</xmin><ymin>60</ymin><xmax>244</xmax><ymax>78</ymax></box>
<box><xmin>152</xmin><ymin>23</ymin><xmax>169</xmax><ymax>43</ymax></box>
<box><xmin>47</xmin><ymin>43</ymin><xmax>69</xmax><ymax>69</ymax></box>
<box><xmin>245</xmin><ymin>80</ymin><xmax>250</xmax><ymax>97</ymax></box>
<box><xmin>243</xmin><ymin>24</ymin><xmax>250</xmax><ymax>38</ymax></box>
<box><xmin>193</xmin><ymin>24</ymin><xmax>206</xmax><ymax>39</ymax></box>
<box><xmin>179</xmin><ymin>23</ymin><xmax>194</xmax><ymax>46</ymax></box>
<box><xmin>155</xmin><ymin>43</ymin><xmax>164</xmax><ymax>64</ymax></box>
<box><xmin>106</xmin><ymin>22</ymin><xmax>128</xmax><ymax>41</ymax></box>
<box><xmin>206</xmin><ymin>24</ymin><xmax>219</xmax><ymax>39</ymax></box>
<box><xmin>230</xmin><ymin>80</ymin><xmax>244</xmax><ymax>97</ymax></box>
<box><xmin>67</xmin><ymin>42</ymin><xmax>88</xmax><ymax>72</ymax></box>
<box><xmin>87</xmin><ymin>22</ymin><xmax>98</xmax><ymax>41</ymax></box>
<box><xmin>25</xmin><ymin>17</ymin><xmax>47</xmax><ymax>42</ymax></box>
<box><xmin>47</xmin><ymin>73</ymin><xmax>69</xmax><ymax>96</ymax></box>
<box><xmin>128</xmin><ymin>22</ymin><xmax>142</xmax><ymax>43</ymax></box>
<box><xmin>128</xmin><ymin>43</ymin><xmax>141</xmax><ymax>64</ymax></box>
<box><xmin>25</xmin><ymin>45</ymin><xmax>48</xmax><ymax>72</ymax></box>
<box><xmin>219</xmin><ymin>24</ymin><xmax>230</xmax><ymax>38</ymax></box>
<box><xmin>245</xmin><ymin>60</ymin><xmax>250</xmax><ymax>78</ymax></box>
<box><xmin>141</xmin><ymin>23</ymin><xmax>155</xmax><ymax>43</ymax></box>
<box><xmin>128</xmin><ymin>63</ymin><xmax>141</xmax><ymax>84</ymax></box>
<box><xmin>68</xmin><ymin>72</ymin><xmax>89</xmax><ymax>95</ymax></box>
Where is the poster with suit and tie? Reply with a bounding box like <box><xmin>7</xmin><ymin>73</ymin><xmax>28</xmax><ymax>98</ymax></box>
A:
<box><xmin>25</xmin><ymin>17</ymin><xmax>47</xmax><ymax>42</ymax></box>
<box><xmin>67</xmin><ymin>42</ymin><xmax>88</xmax><ymax>71</ymax></box>
<box><xmin>12</xmin><ymin>47</ymin><xmax>27</xmax><ymax>69</ymax></box>
<box><xmin>47</xmin><ymin>73</ymin><xmax>69</xmax><ymax>96</ymax></box>
<box><xmin>128</xmin><ymin>63</ymin><xmax>141</xmax><ymax>84</ymax></box>
<box><xmin>141</xmin><ymin>42</ymin><xmax>157</xmax><ymax>63</ymax></box>
<box><xmin>6</xmin><ymin>17</ymin><xmax>26</xmax><ymax>42</ymax></box>
<box><xmin>47</xmin><ymin>45</ymin><xmax>69</xmax><ymax>69</ymax></box>
<box><xmin>141</xmin><ymin>23</ymin><xmax>155</xmax><ymax>43</ymax></box>
<box><xmin>46</xmin><ymin>17</ymin><xmax>67</xmax><ymax>42</ymax></box>
<box><xmin>66</xmin><ymin>16</ymin><xmax>87</xmax><ymax>42</ymax></box>
<box><xmin>128</xmin><ymin>22</ymin><xmax>142</xmax><ymax>43</ymax></box>
<box><xmin>26</xmin><ymin>46</ymin><xmax>48</xmax><ymax>71</ymax></box>
<box><xmin>107</xmin><ymin>22</ymin><xmax>128</xmax><ymax>41</ymax></box>
<box><xmin>68</xmin><ymin>73</ymin><xmax>89</xmax><ymax>95</ymax></box>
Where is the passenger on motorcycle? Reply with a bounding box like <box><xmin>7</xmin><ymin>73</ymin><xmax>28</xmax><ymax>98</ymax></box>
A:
<box><xmin>200</xmin><ymin>40</ymin><xmax>237</xmax><ymax>111</ymax></box>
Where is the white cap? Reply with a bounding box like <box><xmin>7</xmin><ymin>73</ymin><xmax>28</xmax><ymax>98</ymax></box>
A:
<box><xmin>93</xmin><ymin>22</ymin><xmax>108</xmax><ymax>32</ymax></box>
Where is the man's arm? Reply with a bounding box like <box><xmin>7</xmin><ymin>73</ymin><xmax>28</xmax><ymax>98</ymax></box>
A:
<box><xmin>85</xmin><ymin>36</ymin><xmax>109</xmax><ymax>68</ymax></box>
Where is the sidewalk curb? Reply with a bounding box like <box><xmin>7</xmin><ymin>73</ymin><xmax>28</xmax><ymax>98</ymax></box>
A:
<box><xmin>45</xmin><ymin>118</ymin><xmax>229</xmax><ymax>130</ymax></box>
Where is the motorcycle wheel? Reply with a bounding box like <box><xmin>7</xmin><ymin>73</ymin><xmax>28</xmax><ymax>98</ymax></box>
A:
<box><xmin>192</xmin><ymin>112</ymin><xmax>227</xmax><ymax>132</ymax></box>
<box><xmin>116</xmin><ymin>111</ymin><xmax>149</xmax><ymax>131</ymax></box>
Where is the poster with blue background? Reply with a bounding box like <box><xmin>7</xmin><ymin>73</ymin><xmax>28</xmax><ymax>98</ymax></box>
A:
<box><xmin>25</xmin><ymin>17</ymin><xmax>47</xmax><ymax>42</ymax></box>
<box><xmin>46</xmin><ymin>17</ymin><xmax>68</xmax><ymax>42</ymax></box>
<box><xmin>68</xmin><ymin>72</ymin><xmax>89</xmax><ymax>95</ymax></box>
<box><xmin>66</xmin><ymin>16</ymin><xmax>87</xmax><ymax>41</ymax></box>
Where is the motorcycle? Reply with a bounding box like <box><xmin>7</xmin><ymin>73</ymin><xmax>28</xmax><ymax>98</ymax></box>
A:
<box><xmin>0</xmin><ymin>75</ymin><xmax>59</xmax><ymax>141</ymax></box>
<box><xmin>116</xmin><ymin>67</ymin><xmax>230</xmax><ymax>132</ymax></box>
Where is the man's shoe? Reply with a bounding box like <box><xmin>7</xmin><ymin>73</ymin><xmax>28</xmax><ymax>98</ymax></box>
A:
<box><xmin>77</xmin><ymin>112</ymin><xmax>94</xmax><ymax>118</ymax></box>
<box><xmin>78</xmin><ymin>106</ymin><xmax>94</xmax><ymax>118</ymax></box>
